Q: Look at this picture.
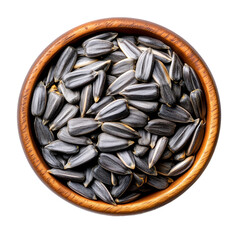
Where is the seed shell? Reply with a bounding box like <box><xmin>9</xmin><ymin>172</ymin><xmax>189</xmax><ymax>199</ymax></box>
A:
<box><xmin>48</xmin><ymin>168</ymin><xmax>85</xmax><ymax>182</ymax></box>
<box><xmin>133</xmin><ymin>144</ymin><xmax>149</xmax><ymax>157</ymax></box>
<box><xmin>111</xmin><ymin>175</ymin><xmax>132</xmax><ymax>198</ymax></box>
<box><xmin>92</xmin><ymin>165</ymin><xmax>112</xmax><ymax>185</ymax></box>
<box><xmin>110</xmin><ymin>58</ymin><xmax>135</xmax><ymax>76</ymax></box>
<box><xmin>117</xmin><ymin>38</ymin><xmax>141</xmax><ymax>60</ymax></box>
<box><xmin>179</xmin><ymin>93</ymin><xmax>195</xmax><ymax>116</ymax></box>
<box><xmin>137</xmin><ymin>36</ymin><xmax>170</xmax><ymax>50</ymax></box>
<box><xmin>115</xmin><ymin>192</ymin><xmax>141</xmax><ymax>204</ymax></box>
<box><xmin>74</xmin><ymin>57</ymin><xmax>98</xmax><ymax>69</ymax></box>
<box><xmin>117</xmin><ymin>150</ymin><xmax>136</xmax><ymax>169</ymax></box>
<box><xmin>83</xmin><ymin>168</ymin><xmax>94</xmax><ymax>187</ymax></box>
<box><xmin>169</xmin><ymin>52</ymin><xmax>183</xmax><ymax>81</ymax></box>
<box><xmin>147</xmin><ymin>175</ymin><xmax>169</xmax><ymax>190</ymax></box>
<box><xmin>93</xmin><ymin>70</ymin><xmax>106</xmax><ymax>102</ymax></box>
<box><xmin>190</xmin><ymin>89</ymin><xmax>206</xmax><ymax>120</ymax></box>
<box><xmin>145</xmin><ymin>119</ymin><xmax>176</xmax><ymax>136</ymax></box>
<box><xmin>44</xmin><ymin>65</ymin><xmax>55</xmax><ymax>88</ymax></box>
<box><xmin>41</xmin><ymin>148</ymin><xmax>64</xmax><ymax>169</ymax></box>
<box><xmin>58</xmin><ymin>80</ymin><xmax>80</xmax><ymax>104</ymax></box>
<box><xmin>127</xmin><ymin>100</ymin><xmax>158</xmax><ymax>113</ymax></box>
<box><xmin>80</xmin><ymin>84</ymin><xmax>93</xmax><ymax>117</ymax></box>
<box><xmin>45</xmin><ymin>140</ymin><xmax>79</xmax><ymax>154</ymax></box>
<box><xmin>134</xmin><ymin>156</ymin><xmax>158</xmax><ymax>176</ymax></box>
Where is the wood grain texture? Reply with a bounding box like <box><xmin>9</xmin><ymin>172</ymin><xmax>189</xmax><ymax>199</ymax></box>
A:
<box><xmin>18</xmin><ymin>18</ymin><xmax>221</xmax><ymax>215</ymax></box>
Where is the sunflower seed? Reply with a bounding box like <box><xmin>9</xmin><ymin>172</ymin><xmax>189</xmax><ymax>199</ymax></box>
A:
<box><xmin>44</xmin><ymin>65</ymin><xmax>55</xmax><ymax>88</ymax></box>
<box><xmin>137</xmin><ymin>36</ymin><xmax>170</xmax><ymax>50</ymax></box>
<box><xmin>150</xmin><ymin>134</ymin><xmax>158</xmax><ymax>149</ymax></box>
<box><xmin>93</xmin><ymin>70</ymin><xmax>106</xmax><ymax>102</ymax></box>
<box><xmin>84</xmin><ymin>39</ymin><xmax>118</xmax><ymax>58</ymax></box>
<box><xmin>64</xmin><ymin>145</ymin><xmax>98</xmax><ymax>169</ymax></box>
<box><xmin>156</xmin><ymin>161</ymin><xmax>175</xmax><ymax>176</ymax></box>
<box><xmin>80</xmin><ymin>60</ymin><xmax>112</xmax><ymax>72</ymax></box>
<box><xmin>115</xmin><ymin>192</ymin><xmax>141</xmax><ymax>204</ymax></box>
<box><xmin>49</xmin><ymin>103</ymin><xmax>79</xmax><ymax>131</ymax></box>
<box><xmin>172</xmin><ymin>82</ymin><xmax>182</xmax><ymax>100</ymax></box>
<box><xmin>48</xmin><ymin>168</ymin><xmax>85</xmax><ymax>182</ymax></box>
<box><xmin>168</xmin><ymin>119</ymin><xmax>200</xmax><ymax>153</ymax></box>
<box><xmin>148</xmin><ymin>137</ymin><xmax>168</xmax><ymax>168</ymax></box>
<box><xmin>133</xmin><ymin>172</ymin><xmax>146</xmax><ymax>187</ymax></box>
<box><xmin>168</xmin><ymin>156</ymin><xmax>195</xmax><ymax>176</ymax></box>
<box><xmin>82</xmin><ymin>32</ymin><xmax>118</xmax><ymax>48</ymax></box>
<box><xmin>67</xmin><ymin>181</ymin><xmax>97</xmax><ymax>200</ymax></box>
<box><xmin>179</xmin><ymin>93</ymin><xmax>195</xmax><ymax>116</ymax></box>
<box><xmin>158</xmin><ymin>104</ymin><xmax>194</xmax><ymax>123</ymax></box>
<box><xmin>86</xmin><ymin>96</ymin><xmax>114</xmax><ymax>115</ymax></box>
<box><xmin>92</xmin><ymin>165</ymin><xmax>112</xmax><ymax>185</ymax></box>
<box><xmin>54</xmin><ymin>46</ymin><xmax>77</xmax><ymax>82</ymax></box>
<box><xmin>110</xmin><ymin>58</ymin><xmax>135</xmax><ymax>76</ymax></box>
<box><xmin>111</xmin><ymin>175</ymin><xmax>132</xmax><ymax>198</ymax></box>
<box><xmin>98</xmin><ymin>153</ymin><xmax>132</xmax><ymax>175</ymax></box>
<box><xmin>91</xmin><ymin>180</ymin><xmax>116</xmax><ymax>205</ymax></box>
<box><xmin>80</xmin><ymin>84</ymin><xmax>93</xmax><ymax>117</ymax></box>
<box><xmin>135</xmin><ymin>48</ymin><xmax>154</xmax><ymax>82</ymax></box>
<box><xmin>58</xmin><ymin>80</ymin><xmax>80</xmax><ymax>104</ymax></box>
<box><xmin>117</xmin><ymin>38</ymin><xmax>141</xmax><ymax>60</ymax></box>
<box><xmin>68</xmin><ymin>118</ymin><xmax>101</xmax><ymax>136</ymax></box>
<box><xmin>161</xmin><ymin>149</ymin><xmax>173</xmax><ymax>160</ymax></box>
<box><xmin>56</xmin><ymin>155</ymin><xmax>67</xmax><ymax>167</ymax></box>
<box><xmin>74</xmin><ymin>57</ymin><xmax>98</xmax><ymax>69</ymax></box>
<box><xmin>145</xmin><ymin>119</ymin><xmax>176</xmax><ymax>136</ymax></box>
<box><xmin>127</xmin><ymin>100</ymin><xmax>159</xmax><ymax>113</ymax></box>
<box><xmin>120</xmin><ymin>83</ymin><xmax>159</xmax><ymax>100</ymax></box>
<box><xmin>83</xmin><ymin>168</ymin><xmax>94</xmax><ymax>187</ymax></box>
<box><xmin>31</xmin><ymin>81</ymin><xmax>47</xmax><ymax>117</ymax></box>
<box><xmin>111</xmin><ymin>173</ymin><xmax>118</xmax><ymax>186</ymax></box>
<box><xmin>41</xmin><ymin>148</ymin><xmax>64</xmax><ymax>169</ymax></box>
<box><xmin>117</xmin><ymin>150</ymin><xmax>136</xmax><ymax>169</ymax></box>
<box><xmin>97</xmin><ymin>133</ymin><xmax>134</xmax><ymax>153</ymax></box>
<box><xmin>190</xmin><ymin>89</ymin><xmax>206</xmax><ymax>120</ymax></box>
<box><xmin>134</xmin><ymin>156</ymin><xmax>157</xmax><ymax>176</ymax></box>
<box><xmin>138</xmin><ymin>130</ymin><xmax>151</xmax><ymax>146</ymax></box>
<box><xmin>63</xmin><ymin>69</ymin><xmax>97</xmax><ymax>89</ymax></box>
<box><xmin>43</xmin><ymin>86</ymin><xmax>64</xmax><ymax>124</ymax></box>
<box><xmin>121</xmin><ymin>107</ymin><xmax>149</xmax><ymax>128</ymax></box>
<box><xmin>186</xmin><ymin>120</ymin><xmax>205</xmax><ymax>156</ymax></box>
<box><xmin>106</xmin><ymin>70</ymin><xmax>137</xmax><ymax>96</ymax></box>
<box><xmin>95</xmin><ymin>99</ymin><xmax>129</xmax><ymax>122</ymax></box>
<box><xmin>34</xmin><ymin>117</ymin><xmax>54</xmax><ymax>146</ymax></box>
<box><xmin>133</xmin><ymin>144</ymin><xmax>149</xmax><ymax>157</ymax></box>
<box><xmin>121</xmin><ymin>35</ymin><xmax>136</xmax><ymax>44</ymax></box>
<box><xmin>57</xmin><ymin>127</ymin><xmax>92</xmax><ymax>145</ymax></box>
<box><xmin>76</xmin><ymin>46</ymin><xmax>84</xmax><ymax>56</ymax></box>
<box><xmin>45</xmin><ymin>140</ymin><xmax>79</xmax><ymax>154</ymax></box>
<box><xmin>147</xmin><ymin>175</ymin><xmax>169</xmax><ymax>190</ymax></box>
<box><xmin>169</xmin><ymin>52</ymin><xmax>183</xmax><ymax>81</ymax></box>
<box><xmin>103</xmin><ymin>50</ymin><xmax>126</xmax><ymax>63</ymax></box>
<box><xmin>174</xmin><ymin>151</ymin><xmax>186</xmax><ymax>162</ymax></box>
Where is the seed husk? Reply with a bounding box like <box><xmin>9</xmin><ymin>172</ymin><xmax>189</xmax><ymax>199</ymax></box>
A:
<box><xmin>145</xmin><ymin>119</ymin><xmax>176</xmax><ymax>136</ymax></box>
<box><xmin>82</xmin><ymin>32</ymin><xmax>118</xmax><ymax>48</ymax></box>
<box><xmin>54</xmin><ymin>46</ymin><xmax>77</xmax><ymax>82</ymax></box>
<box><xmin>86</xmin><ymin>96</ymin><xmax>114</xmax><ymax>115</ymax></box>
<box><xmin>97</xmin><ymin>133</ymin><xmax>134</xmax><ymax>153</ymax></box>
<box><xmin>121</xmin><ymin>35</ymin><xmax>137</xmax><ymax>44</ymax></box>
<box><xmin>133</xmin><ymin>144</ymin><xmax>149</xmax><ymax>157</ymax></box>
<box><xmin>95</xmin><ymin>99</ymin><xmax>129</xmax><ymax>122</ymax></box>
<box><xmin>91</xmin><ymin>180</ymin><xmax>116</xmax><ymax>205</ymax></box>
<box><xmin>172</xmin><ymin>82</ymin><xmax>182</xmax><ymax>100</ymax></box>
<box><xmin>106</xmin><ymin>70</ymin><xmax>137</xmax><ymax>95</ymax></box>
<box><xmin>98</xmin><ymin>153</ymin><xmax>132</xmax><ymax>175</ymax></box>
<box><xmin>168</xmin><ymin>119</ymin><xmax>200</xmax><ymax>153</ymax></box>
<box><xmin>110</xmin><ymin>58</ymin><xmax>135</xmax><ymax>76</ymax></box>
<box><xmin>67</xmin><ymin>181</ymin><xmax>97</xmax><ymax>200</ymax></box>
<box><xmin>111</xmin><ymin>173</ymin><xmax>118</xmax><ymax>186</ymax></box>
<box><xmin>93</xmin><ymin>70</ymin><xmax>106</xmax><ymax>102</ymax></box>
<box><xmin>92</xmin><ymin>165</ymin><xmax>112</xmax><ymax>185</ymax></box>
<box><xmin>150</xmin><ymin>134</ymin><xmax>158</xmax><ymax>149</ymax></box>
<box><xmin>103</xmin><ymin>50</ymin><xmax>126</xmax><ymax>63</ymax></box>
<box><xmin>84</xmin><ymin>39</ymin><xmax>118</xmax><ymax>58</ymax></box>
<box><xmin>83</xmin><ymin>168</ymin><xmax>94</xmax><ymax>187</ymax></box>
<box><xmin>161</xmin><ymin>149</ymin><xmax>173</xmax><ymax>160</ymax></box>
<box><xmin>169</xmin><ymin>52</ymin><xmax>183</xmax><ymax>81</ymax></box>
<box><xmin>173</xmin><ymin>150</ymin><xmax>186</xmax><ymax>161</ymax></box>
<box><xmin>134</xmin><ymin>156</ymin><xmax>158</xmax><ymax>176</ymax></box>
<box><xmin>63</xmin><ymin>69</ymin><xmax>98</xmax><ymax>89</ymax></box>
<box><xmin>58</xmin><ymin>80</ymin><xmax>80</xmax><ymax>104</ymax></box>
<box><xmin>31</xmin><ymin>81</ymin><xmax>47</xmax><ymax>117</ymax></box>
<box><xmin>120</xmin><ymin>83</ymin><xmax>159</xmax><ymax>100</ymax></box>
<box><xmin>56</xmin><ymin>155</ymin><xmax>67</xmax><ymax>167</ymax></box>
<box><xmin>186</xmin><ymin>120</ymin><xmax>205</xmax><ymax>156</ymax></box>
<box><xmin>138</xmin><ymin>129</ymin><xmax>151</xmax><ymax>146</ymax></box>
<box><xmin>156</xmin><ymin>161</ymin><xmax>174</xmax><ymax>175</ymax></box>
<box><xmin>137</xmin><ymin>36</ymin><xmax>170</xmax><ymax>50</ymax></box>
<box><xmin>179</xmin><ymin>93</ymin><xmax>195</xmax><ymax>116</ymax></box>
<box><xmin>49</xmin><ymin>103</ymin><xmax>79</xmax><ymax>131</ymax></box>
<box><xmin>48</xmin><ymin>168</ymin><xmax>85</xmax><ymax>182</ymax></box>
<box><xmin>117</xmin><ymin>38</ymin><xmax>142</xmax><ymax>60</ymax></box>
<box><xmin>68</xmin><ymin>118</ymin><xmax>101</xmax><ymax>136</ymax></box>
<box><xmin>167</xmin><ymin>156</ymin><xmax>195</xmax><ymax>176</ymax></box>
<box><xmin>117</xmin><ymin>150</ymin><xmax>136</xmax><ymax>169</ymax></box>
<box><xmin>190</xmin><ymin>89</ymin><xmax>206</xmax><ymax>120</ymax></box>
<box><xmin>106</xmin><ymin>75</ymin><xmax>117</xmax><ymax>86</ymax></box>
<box><xmin>120</xmin><ymin>107</ymin><xmax>149</xmax><ymax>128</ymax></box>
<box><xmin>44</xmin><ymin>65</ymin><xmax>55</xmax><ymax>88</ymax></box>
<box><xmin>80</xmin><ymin>60</ymin><xmax>112</xmax><ymax>72</ymax></box>
<box><xmin>111</xmin><ymin>175</ymin><xmax>132</xmax><ymax>198</ymax></box>
<box><xmin>74</xmin><ymin>57</ymin><xmax>98</xmax><ymax>69</ymax></box>
<box><xmin>115</xmin><ymin>192</ymin><xmax>141</xmax><ymax>204</ymax></box>
<box><xmin>41</xmin><ymin>148</ymin><xmax>64</xmax><ymax>169</ymax></box>
<box><xmin>133</xmin><ymin>172</ymin><xmax>146</xmax><ymax>187</ymax></box>
<box><xmin>64</xmin><ymin>145</ymin><xmax>98</xmax><ymax>169</ymax></box>
<box><xmin>80</xmin><ymin>84</ymin><xmax>93</xmax><ymax>117</ymax></box>
<box><xmin>102</xmin><ymin>122</ymin><xmax>139</xmax><ymax>139</ymax></box>
<box><xmin>57</xmin><ymin>126</ymin><xmax>92</xmax><ymax>145</ymax></box>
<box><xmin>148</xmin><ymin>137</ymin><xmax>169</xmax><ymax>168</ymax></box>
<box><xmin>34</xmin><ymin>117</ymin><xmax>54</xmax><ymax>146</ymax></box>
<box><xmin>45</xmin><ymin>140</ymin><xmax>79</xmax><ymax>154</ymax></box>
<box><xmin>158</xmin><ymin>104</ymin><xmax>194</xmax><ymax>123</ymax></box>
<box><xmin>147</xmin><ymin>175</ymin><xmax>169</xmax><ymax>190</ymax></box>
<box><xmin>127</xmin><ymin>100</ymin><xmax>158</xmax><ymax>113</ymax></box>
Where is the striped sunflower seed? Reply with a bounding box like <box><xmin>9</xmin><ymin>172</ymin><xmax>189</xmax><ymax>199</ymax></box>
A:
<box><xmin>83</xmin><ymin>168</ymin><xmax>94</xmax><ymax>187</ymax></box>
<box><xmin>48</xmin><ymin>168</ymin><xmax>85</xmax><ymax>182</ymax></box>
<box><xmin>45</xmin><ymin>140</ymin><xmax>79</xmax><ymax>154</ymax></box>
<box><xmin>117</xmin><ymin>150</ymin><xmax>136</xmax><ymax>169</ymax></box>
<box><xmin>103</xmin><ymin>50</ymin><xmax>126</xmax><ymax>64</ymax></box>
<box><xmin>137</xmin><ymin>36</ymin><xmax>170</xmax><ymax>50</ymax></box>
<box><xmin>44</xmin><ymin>65</ymin><xmax>55</xmax><ymax>88</ymax></box>
<box><xmin>73</xmin><ymin>57</ymin><xmax>98</xmax><ymax>69</ymax></box>
<box><xmin>134</xmin><ymin>156</ymin><xmax>157</xmax><ymax>176</ymax></box>
<box><xmin>190</xmin><ymin>89</ymin><xmax>206</xmax><ymax>120</ymax></box>
<box><xmin>127</xmin><ymin>99</ymin><xmax>159</xmax><ymax>113</ymax></box>
<box><xmin>92</xmin><ymin>165</ymin><xmax>112</xmax><ymax>185</ymax></box>
<box><xmin>173</xmin><ymin>150</ymin><xmax>186</xmax><ymax>161</ymax></box>
<box><xmin>169</xmin><ymin>52</ymin><xmax>183</xmax><ymax>81</ymax></box>
<box><xmin>150</xmin><ymin>134</ymin><xmax>158</xmax><ymax>149</ymax></box>
<box><xmin>111</xmin><ymin>175</ymin><xmax>132</xmax><ymax>198</ymax></box>
<box><xmin>145</xmin><ymin>119</ymin><xmax>176</xmax><ymax>136</ymax></box>
<box><xmin>80</xmin><ymin>60</ymin><xmax>112</xmax><ymax>72</ymax></box>
<box><xmin>93</xmin><ymin>70</ymin><xmax>106</xmax><ymax>102</ymax></box>
<box><xmin>115</xmin><ymin>192</ymin><xmax>141</xmax><ymax>204</ymax></box>
<box><xmin>111</xmin><ymin>173</ymin><xmax>118</xmax><ymax>186</ymax></box>
<box><xmin>179</xmin><ymin>93</ymin><xmax>195</xmax><ymax>116</ymax></box>
<box><xmin>133</xmin><ymin>144</ymin><xmax>149</xmax><ymax>157</ymax></box>
<box><xmin>138</xmin><ymin>129</ymin><xmax>151</xmax><ymax>146</ymax></box>
<box><xmin>110</xmin><ymin>58</ymin><xmax>135</xmax><ymax>76</ymax></box>
<box><xmin>41</xmin><ymin>148</ymin><xmax>64</xmax><ymax>169</ymax></box>
<box><xmin>133</xmin><ymin>172</ymin><xmax>146</xmax><ymax>187</ymax></box>
<box><xmin>147</xmin><ymin>175</ymin><xmax>169</xmax><ymax>190</ymax></box>
<box><xmin>80</xmin><ymin>84</ymin><xmax>93</xmax><ymax>117</ymax></box>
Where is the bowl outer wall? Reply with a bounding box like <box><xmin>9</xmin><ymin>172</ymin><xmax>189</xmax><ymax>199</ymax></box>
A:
<box><xmin>18</xmin><ymin>17</ymin><xmax>221</xmax><ymax>215</ymax></box>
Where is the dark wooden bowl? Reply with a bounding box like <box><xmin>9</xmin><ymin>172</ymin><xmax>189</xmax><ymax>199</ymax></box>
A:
<box><xmin>18</xmin><ymin>18</ymin><xmax>221</xmax><ymax>214</ymax></box>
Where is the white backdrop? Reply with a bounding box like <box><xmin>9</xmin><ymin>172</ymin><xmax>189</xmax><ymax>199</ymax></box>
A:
<box><xmin>1</xmin><ymin>0</ymin><xmax>239</xmax><ymax>239</ymax></box>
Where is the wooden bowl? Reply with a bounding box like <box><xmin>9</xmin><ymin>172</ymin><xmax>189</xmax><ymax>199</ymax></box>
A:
<box><xmin>18</xmin><ymin>18</ymin><xmax>221</xmax><ymax>214</ymax></box>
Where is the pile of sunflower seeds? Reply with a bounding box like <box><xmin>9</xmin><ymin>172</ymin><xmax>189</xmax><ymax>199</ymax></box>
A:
<box><xmin>31</xmin><ymin>32</ymin><xmax>206</xmax><ymax>205</ymax></box>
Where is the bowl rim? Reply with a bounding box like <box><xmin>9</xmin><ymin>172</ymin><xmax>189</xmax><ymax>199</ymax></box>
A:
<box><xmin>18</xmin><ymin>17</ymin><xmax>221</xmax><ymax>215</ymax></box>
